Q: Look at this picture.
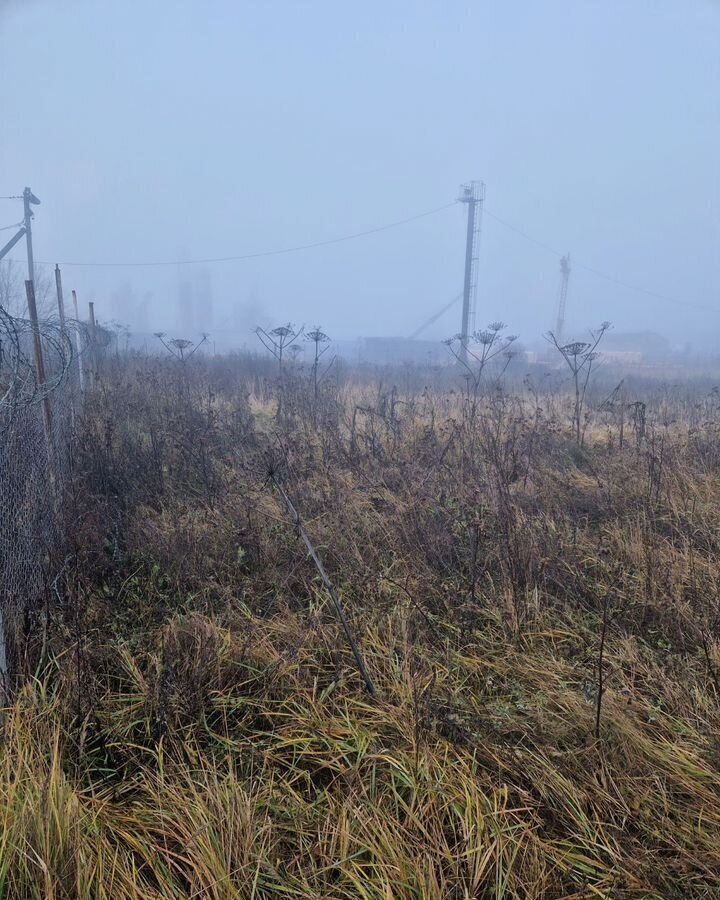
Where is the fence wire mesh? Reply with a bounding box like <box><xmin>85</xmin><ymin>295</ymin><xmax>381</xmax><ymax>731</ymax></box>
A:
<box><xmin>0</xmin><ymin>305</ymin><xmax>89</xmax><ymax>679</ymax></box>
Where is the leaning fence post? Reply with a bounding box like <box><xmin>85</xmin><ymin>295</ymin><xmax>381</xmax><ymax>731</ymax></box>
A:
<box><xmin>54</xmin><ymin>264</ymin><xmax>66</xmax><ymax>330</ymax></box>
<box><xmin>269</xmin><ymin>473</ymin><xmax>376</xmax><ymax>695</ymax></box>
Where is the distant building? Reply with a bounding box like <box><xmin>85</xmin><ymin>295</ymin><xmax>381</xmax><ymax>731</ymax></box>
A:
<box><xmin>195</xmin><ymin>267</ymin><xmax>213</xmax><ymax>330</ymax></box>
<box><xmin>600</xmin><ymin>351</ymin><xmax>643</xmax><ymax>367</ymax></box>
<box><xmin>135</xmin><ymin>292</ymin><xmax>151</xmax><ymax>333</ymax></box>
<box><xmin>538</xmin><ymin>331</ymin><xmax>670</xmax><ymax>369</ymax></box>
<box><xmin>176</xmin><ymin>278</ymin><xmax>194</xmax><ymax>333</ymax></box>
<box><xmin>176</xmin><ymin>267</ymin><xmax>214</xmax><ymax>335</ymax></box>
<box><xmin>602</xmin><ymin>331</ymin><xmax>670</xmax><ymax>360</ymax></box>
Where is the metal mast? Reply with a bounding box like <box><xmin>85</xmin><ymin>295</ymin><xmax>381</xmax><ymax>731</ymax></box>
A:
<box><xmin>458</xmin><ymin>181</ymin><xmax>485</xmax><ymax>363</ymax></box>
<box><xmin>555</xmin><ymin>253</ymin><xmax>571</xmax><ymax>344</ymax></box>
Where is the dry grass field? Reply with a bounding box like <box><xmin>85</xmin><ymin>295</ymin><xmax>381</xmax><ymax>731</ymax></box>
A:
<box><xmin>2</xmin><ymin>351</ymin><xmax>720</xmax><ymax>898</ymax></box>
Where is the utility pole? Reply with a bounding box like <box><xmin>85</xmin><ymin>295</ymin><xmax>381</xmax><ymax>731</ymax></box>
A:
<box><xmin>458</xmin><ymin>181</ymin><xmax>485</xmax><ymax>364</ymax></box>
<box><xmin>554</xmin><ymin>254</ymin><xmax>571</xmax><ymax>345</ymax></box>
<box><xmin>0</xmin><ymin>189</ymin><xmax>38</xmax><ymax>285</ymax></box>
<box><xmin>23</xmin><ymin>187</ymin><xmax>41</xmax><ymax>285</ymax></box>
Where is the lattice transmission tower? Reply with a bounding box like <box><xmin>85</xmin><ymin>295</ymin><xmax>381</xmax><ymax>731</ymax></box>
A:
<box><xmin>458</xmin><ymin>181</ymin><xmax>485</xmax><ymax>363</ymax></box>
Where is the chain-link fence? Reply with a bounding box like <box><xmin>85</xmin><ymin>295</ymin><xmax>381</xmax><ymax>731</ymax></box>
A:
<box><xmin>0</xmin><ymin>304</ymin><xmax>89</xmax><ymax>683</ymax></box>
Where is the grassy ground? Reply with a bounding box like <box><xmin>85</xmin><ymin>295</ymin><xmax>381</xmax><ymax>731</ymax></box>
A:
<box><xmin>1</xmin><ymin>356</ymin><xmax>720</xmax><ymax>898</ymax></box>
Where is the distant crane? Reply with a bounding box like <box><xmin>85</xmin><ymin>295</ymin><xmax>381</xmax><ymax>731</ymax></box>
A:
<box><xmin>554</xmin><ymin>253</ymin><xmax>571</xmax><ymax>344</ymax></box>
<box><xmin>458</xmin><ymin>181</ymin><xmax>485</xmax><ymax>364</ymax></box>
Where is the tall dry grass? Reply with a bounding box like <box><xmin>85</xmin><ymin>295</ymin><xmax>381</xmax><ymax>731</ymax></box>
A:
<box><xmin>1</xmin><ymin>352</ymin><xmax>719</xmax><ymax>898</ymax></box>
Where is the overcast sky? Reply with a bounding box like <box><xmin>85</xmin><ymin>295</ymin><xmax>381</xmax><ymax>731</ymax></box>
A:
<box><xmin>1</xmin><ymin>0</ymin><xmax>718</xmax><ymax>347</ymax></box>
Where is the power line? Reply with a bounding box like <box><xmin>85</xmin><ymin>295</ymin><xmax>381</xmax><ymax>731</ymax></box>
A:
<box><xmin>485</xmin><ymin>208</ymin><xmax>563</xmax><ymax>257</ymax></box>
<box><xmin>19</xmin><ymin>201</ymin><xmax>458</xmax><ymax>269</ymax></box>
<box><xmin>0</xmin><ymin>222</ymin><xmax>23</xmax><ymax>232</ymax></box>
<box><xmin>570</xmin><ymin>261</ymin><xmax>718</xmax><ymax>313</ymax></box>
<box><xmin>484</xmin><ymin>207</ymin><xmax>717</xmax><ymax>313</ymax></box>
<box><xmin>2</xmin><ymin>187</ymin><xmax>713</xmax><ymax>315</ymax></box>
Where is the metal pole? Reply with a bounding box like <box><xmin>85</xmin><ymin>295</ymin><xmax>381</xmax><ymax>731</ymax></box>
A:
<box><xmin>555</xmin><ymin>254</ymin><xmax>571</xmax><ymax>345</ymax></box>
<box><xmin>72</xmin><ymin>290</ymin><xmax>85</xmax><ymax>397</ymax></box>
<box><xmin>88</xmin><ymin>301</ymin><xmax>98</xmax><ymax>388</ymax></box>
<box><xmin>0</xmin><ymin>611</ymin><xmax>6</xmax><ymax>702</ymax></box>
<box><xmin>54</xmin><ymin>265</ymin><xmax>76</xmax><ymax>425</ymax></box>
<box><xmin>460</xmin><ymin>195</ymin><xmax>477</xmax><ymax>365</ymax></box>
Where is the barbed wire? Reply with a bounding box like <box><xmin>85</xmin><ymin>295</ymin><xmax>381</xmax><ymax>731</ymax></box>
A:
<box><xmin>0</xmin><ymin>307</ymin><xmax>87</xmax><ymax>411</ymax></box>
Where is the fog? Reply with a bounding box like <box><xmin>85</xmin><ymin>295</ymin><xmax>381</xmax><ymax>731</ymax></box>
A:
<box><xmin>1</xmin><ymin>0</ymin><xmax>718</xmax><ymax>352</ymax></box>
